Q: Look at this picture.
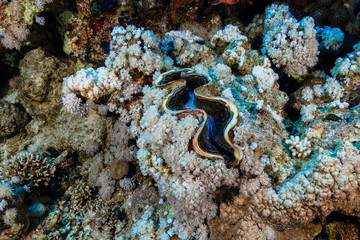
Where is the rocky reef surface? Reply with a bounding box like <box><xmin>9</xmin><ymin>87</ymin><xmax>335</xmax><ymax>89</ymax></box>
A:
<box><xmin>1</xmin><ymin>0</ymin><xmax>360</xmax><ymax>239</ymax></box>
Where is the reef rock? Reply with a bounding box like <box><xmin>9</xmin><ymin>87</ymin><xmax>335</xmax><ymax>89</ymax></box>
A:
<box><xmin>0</xmin><ymin>100</ymin><xmax>29</xmax><ymax>138</ymax></box>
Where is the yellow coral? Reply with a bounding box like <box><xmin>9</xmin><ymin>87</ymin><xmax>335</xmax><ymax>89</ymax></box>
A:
<box><xmin>21</xmin><ymin>0</ymin><xmax>40</xmax><ymax>25</ymax></box>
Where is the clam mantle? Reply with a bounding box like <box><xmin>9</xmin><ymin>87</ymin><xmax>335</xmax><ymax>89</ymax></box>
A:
<box><xmin>154</xmin><ymin>68</ymin><xmax>240</xmax><ymax>166</ymax></box>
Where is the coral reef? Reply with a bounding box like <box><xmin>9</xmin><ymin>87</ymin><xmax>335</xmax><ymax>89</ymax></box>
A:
<box><xmin>0</xmin><ymin>177</ymin><xmax>29</xmax><ymax>238</ymax></box>
<box><xmin>63</xmin><ymin>67</ymin><xmax>119</xmax><ymax>101</ymax></box>
<box><xmin>285</xmin><ymin>135</ymin><xmax>312</xmax><ymax>158</ymax></box>
<box><xmin>2</xmin><ymin>1</ymin><xmax>360</xmax><ymax>240</ymax></box>
<box><xmin>136</xmin><ymin>85</ymin><xmax>239</xmax><ymax>239</ymax></box>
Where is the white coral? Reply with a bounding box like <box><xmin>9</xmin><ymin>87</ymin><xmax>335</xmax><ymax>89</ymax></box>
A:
<box><xmin>285</xmin><ymin>135</ymin><xmax>312</xmax><ymax>158</ymax></box>
<box><xmin>300</xmin><ymin>104</ymin><xmax>317</xmax><ymax>122</ymax></box>
<box><xmin>119</xmin><ymin>178</ymin><xmax>136</xmax><ymax>191</ymax></box>
<box><xmin>262</xmin><ymin>4</ymin><xmax>319</xmax><ymax>77</ymax></box>
<box><xmin>316</xmin><ymin>26</ymin><xmax>344</xmax><ymax>51</ymax></box>
<box><xmin>62</xmin><ymin>93</ymin><xmax>87</xmax><ymax>114</ymax></box>
<box><xmin>105</xmin><ymin>25</ymin><xmax>165</xmax><ymax>75</ymax></box>
<box><xmin>0</xmin><ymin>199</ymin><xmax>8</xmax><ymax>212</ymax></box>
<box><xmin>213</xmin><ymin>63</ymin><xmax>235</xmax><ymax>85</ymax></box>
<box><xmin>323</xmin><ymin>76</ymin><xmax>344</xmax><ymax>100</ymax></box>
<box><xmin>252</xmin><ymin>57</ymin><xmax>279</xmax><ymax>89</ymax></box>
<box><xmin>63</xmin><ymin>67</ymin><xmax>118</xmax><ymax>101</ymax></box>
<box><xmin>210</xmin><ymin>24</ymin><xmax>247</xmax><ymax>48</ymax></box>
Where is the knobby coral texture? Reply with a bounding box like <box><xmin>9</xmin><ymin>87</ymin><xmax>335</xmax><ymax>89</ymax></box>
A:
<box><xmin>1</xmin><ymin>1</ymin><xmax>360</xmax><ymax>239</ymax></box>
<box><xmin>262</xmin><ymin>4</ymin><xmax>319</xmax><ymax>77</ymax></box>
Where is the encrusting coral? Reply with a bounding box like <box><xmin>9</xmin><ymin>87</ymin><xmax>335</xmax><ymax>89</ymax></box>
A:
<box><xmin>19</xmin><ymin>48</ymin><xmax>59</xmax><ymax>102</ymax></box>
<box><xmin>0</xmin><ymin>100</ymin><xmax>29</xmax><ymax>138</ymax></box>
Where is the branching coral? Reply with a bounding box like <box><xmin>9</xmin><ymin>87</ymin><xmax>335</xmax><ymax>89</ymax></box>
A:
<box><xmin>68</xmin><ymin>179</ymin><xmax>93</xmax><ymax>206</ymax></box>
<box><xmin>0</xmin><ymin>152</ymin><xmax>57</xmax><ymax>187</ymax></box>
<box><xmin>285</xmin><ymin>135</ymin><xmax>312</xmax><ymax>158</ymax></box>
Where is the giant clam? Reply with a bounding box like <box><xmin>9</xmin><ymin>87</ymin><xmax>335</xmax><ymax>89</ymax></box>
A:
<box><xmin>154</xmin><ymin>68</ymin><xmax>240</xmax><ymax>166</ymax></box>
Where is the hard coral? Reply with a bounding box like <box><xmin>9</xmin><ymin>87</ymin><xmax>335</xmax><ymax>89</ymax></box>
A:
<box><xmin>285</xmin><ymin>135</ymin><xmax>312</xmax><ymax>158</ymax></box>
<box><xmin>0</xmin><ymin>152</ymin><xmax>57</xmax><ymax>187</ymax></box>
<box><xmin>68</xmin><ymin>179</ymin><xmax>93</xmax><ymax>206</ymax></box>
